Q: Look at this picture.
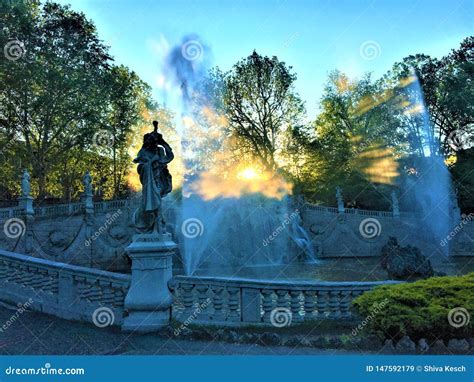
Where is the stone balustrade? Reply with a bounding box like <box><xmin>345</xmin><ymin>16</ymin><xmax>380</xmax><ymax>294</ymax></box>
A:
<box><xmin>0</xmin><ymin>197</ymin><xmax>415</xmax><ymax>221</ymax></box>
<box><xmin>304</xmin><ymin>203</ymin><xmax>416</xmax><ymax>219</ymax></box>
<box><xmin>169</xmin><ymin>276</ymin><xmax>401</xmax><ymax>326</ymax></box>
<box><xmin>0</xmin><ymin>198</ymin><xmax>140</xmax><ymax>222</ymax></box>
<box><xmin>0</xmin><ymin>207</ymin><xmax>23</xmax><ymax>221</ymax></box>
<box><xmin>36</xmin><ymin>202</ymin><xmax>83</xmax><ymax>219</ymax></box>
<box><xmin>0</xmin><ymin>249</ymin><xmax>130</xmax><ymax>326</ymax></box>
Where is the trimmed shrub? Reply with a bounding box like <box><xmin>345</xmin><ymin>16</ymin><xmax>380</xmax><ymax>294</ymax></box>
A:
<box><xmin>352</xmin><ymin>273</ymin><xmax>473</xmax><ymax>341</ymax></box>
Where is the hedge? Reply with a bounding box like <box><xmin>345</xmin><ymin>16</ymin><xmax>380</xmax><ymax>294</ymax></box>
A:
<box><xmin>352</xmin><ymin>272</ymin><xmax>473</xmax><ymax>341</ymax></box>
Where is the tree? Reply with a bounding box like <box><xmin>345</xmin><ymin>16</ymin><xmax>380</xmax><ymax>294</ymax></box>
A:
<box><xmin>1</xmin><ymin>2</ymin><xmax>112</xmax><ymax>199</ymax></box>
<box><xmin>386</xmin><ymin>37</ymin><xmax>473</xmax><ymax>157</ymax></box>
<box><xmin>102</xmin><ymin>65</ymin><xmax>151</xmax><ymax>197</ymax></box>
<box><xmin>222</xmin><ymin>51</ymin><xmax>305</xmax><ymax>171</ymax></box>
<box><xmin>305</xmin><ymin>71</ymin><xmax>403</xmax><ymax>208</ymax></box>
<box><xmin>0</xmin><ymin>2</ymin><xmax>152</xmax><ymax>201</ymax></box>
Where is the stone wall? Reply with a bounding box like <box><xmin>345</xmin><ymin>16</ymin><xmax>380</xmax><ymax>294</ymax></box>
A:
<box><xmin>301</xmin><ymin>203</ymin><xmax>473</xmax><ymax>259</ymax></box>
<box><xmin>0</xmin><ymin>249</ymin><xmax>130</xmax><ymax>327</ymax></box>
<box><xmin>0</xmin><ymin>196</ymin><xmax>471</xmax><ymax>275</ymax></box>
<box><xmin>0</xmin><ymin>249</ymin><xmax>404</xmax><ymax>329</ymax></box>
<box><xmin>0</xmin><ymin>197</ymin><xmax>180</xmax><ymax>273</ymax></box>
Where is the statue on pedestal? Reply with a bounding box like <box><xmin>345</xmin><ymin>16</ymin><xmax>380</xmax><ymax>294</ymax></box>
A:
<box><xmin>336</xmin><ymin>186</ymin><xmax>344</xmax><ymax>213</ymax></box>
<box><xmin>21</xmin><ymin>169</ymin><xmax>30</xmax><ymax>197</ymax></box>
<box><xmin>83</xmin><ymin>171</ymin><xmax>93</xmax><ymax>196</ymax></box>
<box><xmin>133</xmin><ymin>121</ymin><xmax>174</xmax><ymax>234</ymax></box>
<box><xmin>82</xmin><ymin>170</ymin><xmax>94</xmax><ymax>214</ymax></box>
<box><xmin>123</xmin><ymin>121</ymin><xmax>177</xmax><ymax>333</ymax></box>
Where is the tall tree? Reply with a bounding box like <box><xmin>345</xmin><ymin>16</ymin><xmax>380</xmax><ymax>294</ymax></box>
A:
<box><xmin>1</xmin><ymin>2</ymin><xmax>112</xmax><ymax>199</ymax></box>
<box><xmin>0</xmin><ymin>2</ymin><xmax>152</xmax><ymax>201</ymax></box>
<box><xmin>102</xmin><ymin>65</ymin><xmax>151</xmax><ymax>197</ymax></box>
<box><xmin>306</xmin><ymin>72</ymin><xmax>403</xmax><ymax>207</ymax></box>
<box><xmin>222</xmin><ymin>51</ymin><xmax>305</xmax><ymax>171</ymax></box>
<box><xmin>386</xmin><ymin>37</ymin><xmax>473</xmax><ymax>157</ymax></box>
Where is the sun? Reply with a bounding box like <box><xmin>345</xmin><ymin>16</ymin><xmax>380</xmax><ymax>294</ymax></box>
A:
<box><xmin>237</xmin><ymin>167</ymin><xmax>259</xmax><ymax>181</ymax></box>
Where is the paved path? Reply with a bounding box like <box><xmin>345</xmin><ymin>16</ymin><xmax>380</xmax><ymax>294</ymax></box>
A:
<box><xmin>0</xmin><ymin>307</ymin><xmax>354</xmax><ymax>355</ymax></box>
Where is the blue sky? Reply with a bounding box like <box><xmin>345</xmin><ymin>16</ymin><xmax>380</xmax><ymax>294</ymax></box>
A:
<box><xmin>57</xmin><ymin>0</ymin><xmax>472</xmax><ymax>119</ymax></box>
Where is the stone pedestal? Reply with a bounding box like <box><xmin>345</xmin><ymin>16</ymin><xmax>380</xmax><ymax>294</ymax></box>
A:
<box><xmin>122</xmin><ymin>232</ymin><xmax>177</xmax><ymax>332</ymax></box>
<box><xmin>18</xmin><ymin>195</ymin><xmax>34</xmax><ymax>216</ymax></box>
<box><xmin>81</xmin><ymin>192</ymin><xmax>94</xmax><ymax>215</ymax></box>
<box><xmin>18</xmin><ymin>196</ymin><xmax>34</xmax><ymax>253</ymax></box>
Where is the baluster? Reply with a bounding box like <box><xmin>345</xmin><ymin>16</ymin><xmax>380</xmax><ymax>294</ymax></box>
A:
<box><xmin>316</xmin><ymin>291</ymin><xmax>328</xmax><ymax>318</ymax></box>
<box><xmin>261</xmin><ymin>289</ymin><xmax>273</xmax><ymax>323</ymax></box>
<box><xmin>195</xmin><ymin>285</ymin><xmax>209</xmax><ymax>319</ymax></box>
<box><xmin>275</xmin><ymin>289</ymin><xmax>287</xmax><ymax>309</ymax></box>
<box><xmin>102</xmin><ymin>284</ymin><xmax>115</xmax><ymax>305</ymax></box>
<box><xmin>181</xmin><ymin>283</ymin><xmax>195</xmax><ymax>317</ymax></box>
<box><xmin>303</xmin><ymin>291</ymin><xmax>316</xmax><ymax>320</ymax></box>
<box><xmin>211</xmin><ymin>285</ymin><xmax>224</xmax><ymax>321</ymax></box>
<box><xmin>227</xmin><ymin>287</ymin><xmax>240</xmax><ymax>321</ymax></box>
<box><xmin>339</xmin><ymin>290</ymin><xmax>352</xmax><ymax>318</ymax></box>
<box><xmin>289</xmin><ymin>290</ymin><xmax>302</xmax><ymax>322</ymax></box>
<box><xmin>328</xmin><ymin>290</ymin><xmax>340</xmax><ymax>319</ymax></box>
<box><xmin>113</xmin><ymin>288</ymin><xmax>125</xmax><ymax>308</ymax></box>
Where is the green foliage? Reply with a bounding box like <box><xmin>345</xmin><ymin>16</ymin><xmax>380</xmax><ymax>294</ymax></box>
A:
<box><xmin>0</xmin><ymin>1</ymin><xmax>152</xmax><ymax>201</ymax></box>
<box><xmin>352</xmin><ymin>273</ymin><xmax>474</xmax><ymax>341</ymax></box>
<box><xmin>451</xmin><ymin>148</ymin><xmax>474</xmax><ymax>213</ymax></box>
<box><xmin>222</xmin><ymin>51</ymin><xmax>305</xmax><ymax>171</ymax></box>
<box><xmin>297</xmin><ymin>71</ymin><xmax>403</xmax><ymax>208</ymax></box>
<box><xmin>1</xmin><ymin>0</ymin><xmax>471</xmax><ymax>212</ymax></box>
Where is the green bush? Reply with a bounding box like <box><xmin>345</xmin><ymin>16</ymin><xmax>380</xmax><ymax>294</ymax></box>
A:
<box><xmin>352</xmin><ymin>273</ymin><xmax>474</xmax><ymax>341</ymax></box>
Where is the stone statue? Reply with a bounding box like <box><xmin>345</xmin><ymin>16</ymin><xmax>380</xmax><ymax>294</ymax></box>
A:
<box><xmin>21</xmin><ymin>169</ymin><xmax>30</xmax><ymax>197</ymax></box>
<box><xmin>289</xmin><ymin>212</ymin><xmax>316</xmax><ymax>263</ymax></box>
<box><xmin>133</xmin><ymin>121</ymin><xmax>174</xmax><ymax>234</ymax></box>
<box><xmin>336</xmin><ymin>186</ymin><xmax>344</xmax><ymax>213</ymax></box>
<box><xmin>83</xmin><ymin>171</ymin><xmax>93</xmax><ymax>195</ymax></box>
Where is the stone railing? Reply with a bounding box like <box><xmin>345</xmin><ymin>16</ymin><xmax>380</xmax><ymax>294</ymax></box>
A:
<box><xmin>0</xmin><ymin>197</ymin><xmax>416</xmax><ymax>221</ymax></box>
<box><xmin>35</xmin><ymin>202</ymin><xmax>83</xmax><ymax>219</ymax></box>
<box><xmin>0</xmin><ymin>207</ymin><xmax>23</xmax><ymax>221</ymax></box>
<box><xmin>169</xmin><ymin>276</ymin><xmax>401</xmax><ymax>326</ymax></box>
<box><xmin>304</xmin><ymin>203</ymin><xmax>416</xmax><ymax>219</ymax></box>
<box><xmin>0</xmin><ymin>198</ymin><xmax>139</xmax><ymax>221</ymax></box>
<box><xmin>94</xmin><ymin>199</ymin><xmax>137</xmax><ymax>214</ymax></box>
<box><xmin>0</xmin><ymin>249</ymin><xmax>130</xmax><ymax>326</ymax></box>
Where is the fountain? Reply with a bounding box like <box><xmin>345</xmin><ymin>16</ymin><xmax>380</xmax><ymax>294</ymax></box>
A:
<box><xmin>400</xmin><ymin>71</ymin><xmax>456</xmax><ymax>258</ymax></box>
